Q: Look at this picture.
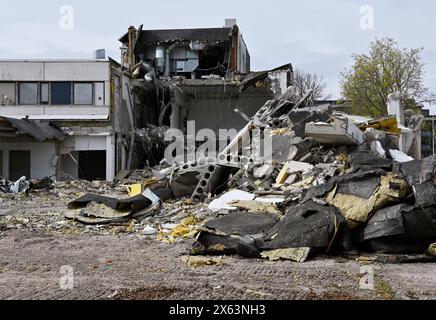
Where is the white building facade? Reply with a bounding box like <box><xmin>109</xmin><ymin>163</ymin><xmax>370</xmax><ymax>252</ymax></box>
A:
<box><xmin>0</xmin><ymin>59</ymin><xmax>132</xmax><ymax>182</ymax></box>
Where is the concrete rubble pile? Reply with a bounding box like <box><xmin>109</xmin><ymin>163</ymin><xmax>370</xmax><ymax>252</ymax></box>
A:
<box><xmin>1</xmin><ymin>86</ymin><xmax>436</xmax><ymax>263</ymax></box>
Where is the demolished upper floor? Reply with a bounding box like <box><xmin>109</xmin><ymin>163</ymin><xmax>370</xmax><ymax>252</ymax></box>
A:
<box><xmin>119</xmin><ymin>19</ymin><xmax>250</xmax><ymax>80</ymax></box>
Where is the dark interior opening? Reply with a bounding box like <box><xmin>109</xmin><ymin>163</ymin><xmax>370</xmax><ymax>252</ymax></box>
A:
<box><xmin>78</xmin><ymin>150</ymin><xmax>106</xmax><ymax>181</ymax></box>
<box><xmin>9</xmin><ymin>150</ymin><xmax>31</xmax><ymax>181</ymax></box>
<box><xmin>196</xmin><ymin>44</ymin><xmax>228</xmax><ymax>77</ymax></box>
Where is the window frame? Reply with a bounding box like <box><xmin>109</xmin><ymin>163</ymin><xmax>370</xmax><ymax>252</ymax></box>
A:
<box><xmin>18</xmin><ymin>82</ymin><xmax>39</xmax><ymax>105</ymax></box>
<box><xmin>40</xmin><ymin>82</ymin><xmax>50</xmax><ymax>105</ymax></box>
<box><xmin>73</xmin><ymin>82</ymin><xmax>94</xmax><ymax>105</ymax></box>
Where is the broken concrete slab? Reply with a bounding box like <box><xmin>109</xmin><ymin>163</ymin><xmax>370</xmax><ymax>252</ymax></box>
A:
<box><xmin>305</xmin><ymin>116</ymin><xmax>365</xmax><ymax>146</ymax></box>
<box><xmin>270</xmin><ymin>134</ymin><xmax>298</xmax><ymax>163</ymax></box>
<box><xmin>288</xmin><ymin>104</ymin><xmax>333</xmax><ymax>137</ymax></box>
<box><xmin>208</xmin><ymin>190</ymin><xmax>255</xmax><ymax>212</ymax></box>
<box><xmin>389</xmin><ymin>149</ymin><xmax>414</xmax><ymax>163</ymax></box>
<box><xmin>370</xmin><ymin>141</ymin><xmax>386</xmax><ymax>158</ymax></box>
<box><xmin>260</xmin><ymin>247</ymin><xmax>312</xmax><ymax>262</ymax></box>
<box><xmin>252</xmin><ymin>164</ymin><xmax>274</xmax><ymax>179</ymax></box>
<box><xmin>286</xmin><ymin>161</ymin><xmax>314</xmax><ymax>175</ymax></box>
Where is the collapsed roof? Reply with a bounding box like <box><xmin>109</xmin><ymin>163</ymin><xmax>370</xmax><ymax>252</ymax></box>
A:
<box><xmin>119</xmin><ymin>27</ymin><xmax>233</xmax><ymax>46</ymax></box>
<box><xmin>0</xmin><ymin>116</ymin><xmax>65</xmax><ymax>141</ymax></box>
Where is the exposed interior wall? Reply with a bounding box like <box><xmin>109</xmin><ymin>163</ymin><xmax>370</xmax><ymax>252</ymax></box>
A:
<box><xmin>0</xmin><ymin>141</ymin><xmax>56</xmax><ymax>180</ymax></box>
<box><xmin>178</xmin><ymin>85</ymin><xmax>271</xmax><ymax>134</ymax></box>
<box><xmin>59</xmin><ymin>151</ymin><xmax>79</xmax><ymax>180</ymax></box>
<box><xmin>237</xmin><ymin>31</ymin><xmax>249</xmax><ymax>74</ymax></box>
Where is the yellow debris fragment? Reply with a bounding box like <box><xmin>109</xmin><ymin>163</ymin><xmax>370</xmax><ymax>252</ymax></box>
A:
<box><xmin>126</xmin><ymin>183</ymin><xmax>143</xmax><ymax>196</ymax></box>
<box><xmin>276</xmin><ymin>162</ymin><xmax>289</xmax><ymax>185</ymax></box>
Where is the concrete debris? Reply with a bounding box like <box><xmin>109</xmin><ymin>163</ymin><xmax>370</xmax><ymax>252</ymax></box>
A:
<box><xmin>371</xmin><ymin>141</ymin><xmax>386</xmax><ymax>158</ymax></box>
<box><xmin>142</xmin><ymin>225</ymin><xmax>158</xmax><ymax>235</ymax></box>
<box><xmin>389</xmin><ymin>149</ymin><xmax>414</xmax><ymax>163</ymax></box>
<box><xmin>226</xmin><ymin>200</ymin><xmax>281</xmax><ymax>215</ymax></box>
<box><xmin>325</xmin><ymin>173</ymin><xmax>410</xmax><ymax>228</ymax></box>
<box><xmin>305</xmin><ymin>116</ymin><xmax>365</xmax><ymax>145</ymax></box>
<box><xmin>1</xmin><ymin>176</ymin><xmax>53</xmax><ymax>195</ymax></box>
<box><xmin>208</xmin><ymin>190</ymin><xmax>255</xmax><ymax>212</ymax></box>
<box><xmin>2</xmin><ymin>84</ymin><xmax>433</xmax><ymax>265</ymax></box>
<box><xmin>261</xmin><ymin>247</ymin><xmax>312</xmax><ymax>262</ymax></box>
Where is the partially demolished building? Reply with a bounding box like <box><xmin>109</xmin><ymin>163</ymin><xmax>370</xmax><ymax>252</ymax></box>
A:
<box><xmin>0</xmin><ymin>58</ymin><xmax>131</xmax><ymax>181</ymax></box>
<box><xmin>118</xmin><ymin>20</ymin><xmax>292</xmax><ymax>166</ymax></box>
<box><xmin>0</xmin><ymin>21</ymin><xmax>435</xmax><ymax>265</ymax></box>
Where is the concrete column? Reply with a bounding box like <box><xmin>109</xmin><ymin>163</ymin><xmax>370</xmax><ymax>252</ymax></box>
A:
<box><xmin>106</xmin><ymin>135</ymin><xmax>115</xmax><ymax>181</ymax></box>
<box><xmin>387</xmin><ymin>92</ymin><xmax>403</xmax><ymax>124</ymax></box>
<box><xmin>387</xmin><ymin>92</ymin><xmax>405</xmax><ymax>151</ymax></box>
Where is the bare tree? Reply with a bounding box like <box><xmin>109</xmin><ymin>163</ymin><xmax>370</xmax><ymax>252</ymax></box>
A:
<box><xmin>293</xmin><ymin>69</ymin><xmax>330</xmax><ymax>107</ymax></box>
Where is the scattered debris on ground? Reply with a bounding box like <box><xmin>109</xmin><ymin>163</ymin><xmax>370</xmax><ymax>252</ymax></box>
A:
<box><xmin>1</xmin><ymin>87</ymin><xmax>436</xmax><ymax>267</ymax></box>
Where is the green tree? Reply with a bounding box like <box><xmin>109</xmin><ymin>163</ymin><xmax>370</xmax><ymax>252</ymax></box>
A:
<box><xmin>340</xmin><ymin>37</ymin><xmax>433</xmax><ymax>117</ymax></box>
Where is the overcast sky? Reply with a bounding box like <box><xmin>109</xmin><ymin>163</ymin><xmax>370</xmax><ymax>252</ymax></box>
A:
<box><xmin>0</xmin><ymin>0</ymin><xmax>435</xmax><ymax>100</ymax></box>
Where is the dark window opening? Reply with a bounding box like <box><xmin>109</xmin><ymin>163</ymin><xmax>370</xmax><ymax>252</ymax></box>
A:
<box><xmin>9</xmin><ymin>150</ymin><xmax>31</xmax><ymax>181</ymax></box>
<box><xmin>196</xmin><ymin>44</ymin><xmax>228</xmax><ymax>77</ymax></box>
<box><xmin>51</xmin><ymin>82</ymin><xmax>71</xmax><ymax>105</ymax></box>
<box><xmin>78</xmin><ymin>151</ymin><xmax>106</xmax><ymax>181</ymax></box>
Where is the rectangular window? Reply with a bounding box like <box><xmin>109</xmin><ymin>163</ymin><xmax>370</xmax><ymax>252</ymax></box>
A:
<box><xmin>40</xmin><ymin>83</ymin><xmax>49</xmax><ymax>104</ymax></box>
<box><xmin>51</xmin><ymin>82</ymin><xmax>71</xmax><ymax>105</ymax></box>
<box><xmin>19</xmin><ymin>83</ymin><xmax>38</xmax><ymax>105</ymax></box>
<box><xmin>0</xmin><ymin>82</ymin><xmax>16</xmax><ymax>105</ymax></box>
<box><xmin>73</xmin><ymin>83</ymin><xmax>93</xmax><ymax>105</ymax></box>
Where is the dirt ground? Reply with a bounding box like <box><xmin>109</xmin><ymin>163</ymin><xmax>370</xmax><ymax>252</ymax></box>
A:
<box><xmin>1</xmin><ymin>228</ymin><xmax>435</xmax><ymax>300</ymax></box>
